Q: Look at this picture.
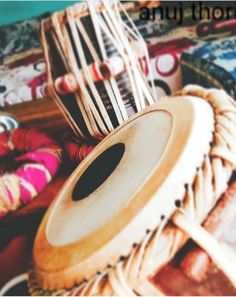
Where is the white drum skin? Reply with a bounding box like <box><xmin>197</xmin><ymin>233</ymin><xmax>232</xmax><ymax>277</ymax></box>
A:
<box><xmin>46</xmin><ymin>111</ymin><xmax>172</xmax><ymax>246</ymax></box>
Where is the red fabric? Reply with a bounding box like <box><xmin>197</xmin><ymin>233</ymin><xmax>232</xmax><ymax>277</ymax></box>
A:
<box><xmin>10</xmin><ymin>128</ymin><xmax>59</xmax><ymax>152</ymax></box>
<box><xmin>148</xmin><ymin>38</ymin><xmax>197</xmax><ymax>58</ymax></box>
<box><xmin>0</xmin><ymin>133</ymin><xmax>10</xmax><ymax>156</ymax></box>
<box><xmin>64</xmin><ymin>139</ymin><xmax>95</xmax><ymax>165</ymax></box>
<box><xmin>0</xmin><ymin>235</ymin><xmax>32</xmax><ymax>288</ymax></box>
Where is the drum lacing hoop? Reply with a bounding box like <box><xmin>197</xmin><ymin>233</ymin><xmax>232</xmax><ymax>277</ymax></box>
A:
<box><xmin>28</xmin><ymin>85</ymin><xmax>236</xmax><ymax>295</ymax></box>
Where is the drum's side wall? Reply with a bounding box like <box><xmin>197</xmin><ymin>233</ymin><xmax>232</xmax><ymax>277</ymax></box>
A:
<box><xmin>0</xmin><ymin>1</ymin><xmax>78</xmax><ymax>26</ymax></box>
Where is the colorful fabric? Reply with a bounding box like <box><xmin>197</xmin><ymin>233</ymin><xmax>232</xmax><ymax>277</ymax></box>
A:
<box><xmin>0</xmin><ymin>14</ymin><xmax>47</xmax><ymax>63</ymax></box>
<box><xmin>130</xmin><ymin>2</ymin><xmax>236</xmax><ymax>97</ymax></box>
<box><xmin>181</xmin><ymin>36</ymin><xmax>236</xmax><ymax>98</ymax></box>
<box><xmin>0</xmin><ymin>13</ymin><xmax>48</xmax><ymax>106</ymax></box>
<box><xmin>132</xmin><ymin>12</ymin><xmax>201</xmax><ymax>96</ymax></box>
<box><xmin>0</xmin><ymin>54</ymin><xmax>46</xmax><ymax>107</ymax></box>
<box><xmin>141</xmin><ymin>16</ymin><xmax>236</xmax><ymax>97</ymax></box>
<box><xmin>0</xmin><ymin>128</ymin><xmax>61</xmax><ymax>217</ymax></box>
<box><xmin>1</xmin><ymin>4</ymin><xmax>236</xmax><ymax>105</ymax></box>
<box><xmin>146</xmin><ymin>36</ymin><xmax>198</xmax><ymax>96</ymax></box>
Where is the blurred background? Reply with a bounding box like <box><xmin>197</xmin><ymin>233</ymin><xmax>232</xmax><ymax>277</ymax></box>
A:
<box><xmin>0</xmin><ymin>1</ymin><xmax>77</xmax><ymax>26</ymax></box>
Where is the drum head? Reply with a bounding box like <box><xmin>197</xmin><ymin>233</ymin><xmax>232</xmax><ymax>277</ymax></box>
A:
<box><xmin>33</xmin><ymin>96</ymin><xmax>214</xmax><ymax>289</ymax></box>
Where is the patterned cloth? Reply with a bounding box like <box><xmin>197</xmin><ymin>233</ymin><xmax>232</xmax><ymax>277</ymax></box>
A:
<box><xmin>0</xmin><ymin>54</ymin><xmax>46</xmax><ymax>107</ymax></box>
<box><xmin>144</xmin><ymin>16</ymin><xmax>236</xmax><ymax>97</ymax></box>
<box><xmin>181</xmin><ymin>36</ymin><xmax>236</xmax><ymax>98</ymax></box>
<box><xmin>0</xmin><ymin>13</ymin><xmax>48</xmax><ymax>107</ymax></box>
<box><xmin>146</xmin><ymin>27</ymin><xmax>199</xmax><ymax>96</ymax></box>
<box><xmin>1</xmin><ymin>3</ymin><xmax>236</xmax><ymax>106</ymax></box>
<box><xmin>0</xmin><ymin>14</ymin><xmax>47</xmax><ymax>63</ymax></box>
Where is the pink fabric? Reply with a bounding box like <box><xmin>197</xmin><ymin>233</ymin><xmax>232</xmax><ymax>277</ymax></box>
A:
<box><xmin>16</xmin><ymin>151</ymin><xmax>59</xmax><ymax>176</ymax></box>
<box><xmin>0</xmin><ymin>128</ymin><xmax>61</xmax><ymax>217</ymax></box>
<box><xmin>19</xmin><ymin>185</ymin><xmax>32</xmax><ymax>204</ymax></box>
<box><xmin>15</xmin><ymin>166</ymin><xmax>48</xmax><ymax>194</ymax></box>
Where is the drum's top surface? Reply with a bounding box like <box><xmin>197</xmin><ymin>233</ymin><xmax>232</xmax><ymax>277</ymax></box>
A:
<box><xmin>46</xmin><ymin>111</ymin><xmax>172</xmax><ymax>246</ymax></box>
<box><xmin>33</xmin><ymin>96</ymin><xmax>214</xmax><ymax>289</ymax></box>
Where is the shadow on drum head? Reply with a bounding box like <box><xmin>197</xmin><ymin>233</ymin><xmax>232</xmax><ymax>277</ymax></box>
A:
<box><xmin>72</xmin><ymin>143</ymin><xmax>125</xmax><ymax>201</ymax></box>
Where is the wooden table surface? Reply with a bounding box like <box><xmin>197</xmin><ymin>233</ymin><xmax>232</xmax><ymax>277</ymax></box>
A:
<box><xmin>4</xmin><ymin>97</ymin><xmax>69</xmax><ymax>133</ymax></box>
<box><xmin>1</xmin><ymin>98</ymin><xmax>236</xmax><ymax>295</ymax></box>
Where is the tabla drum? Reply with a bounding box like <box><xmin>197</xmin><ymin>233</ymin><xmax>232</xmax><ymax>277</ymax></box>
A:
<box><xmin>29</xmin><ymin>86</ymin><xmax>236</xmax><ymax>295</ymax></box>
<box><xmin>41</xmin><ymin>0</ymin><xmax>156</xmax><ymax>142</ymax></box>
